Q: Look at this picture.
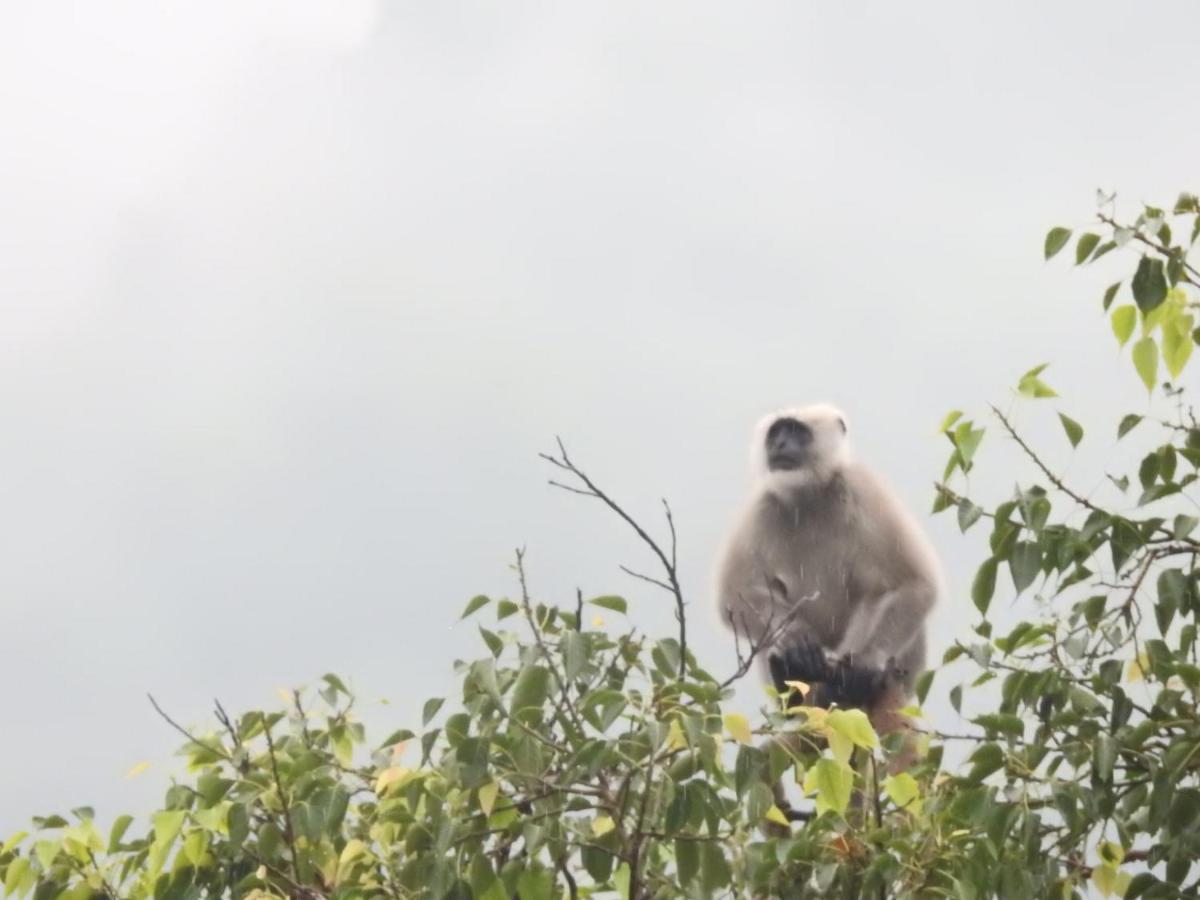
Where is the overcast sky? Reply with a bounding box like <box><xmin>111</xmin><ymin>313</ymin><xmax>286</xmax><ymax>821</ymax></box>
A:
<box><xmin>2</xmin><ymin>0</ymin><xmax>1198</xmax><ymax>828</ymax></box>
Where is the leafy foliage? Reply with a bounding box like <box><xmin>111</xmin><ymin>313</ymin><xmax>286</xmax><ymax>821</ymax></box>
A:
<box><xmin>3</xmin><ymin>191</ymin><xmax>1200</xmax><ymax>898</ymax></box>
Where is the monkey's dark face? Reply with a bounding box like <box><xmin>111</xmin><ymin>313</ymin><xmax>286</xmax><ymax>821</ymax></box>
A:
<box><xmin>752</xmin><ymin>403</ymin><xmax>851</xmax><ymax>484</ymax></box>
<box><xmin>765</xmin><ymin>417</ymin><xmax>813</xmax><ymax>471</ymax></box>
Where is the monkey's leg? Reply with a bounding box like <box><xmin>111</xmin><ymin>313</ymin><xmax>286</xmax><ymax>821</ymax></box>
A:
<box><xmin>867</xmin><ymin>680</ymin><xmax>921</xmax><ymax>775</ymax></box>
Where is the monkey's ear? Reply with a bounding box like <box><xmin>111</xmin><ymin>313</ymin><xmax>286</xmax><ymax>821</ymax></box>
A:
<box><xmin>837</xmin><ymin>417</ymin><xmax>847</xmax><ymax>434</ymax></box>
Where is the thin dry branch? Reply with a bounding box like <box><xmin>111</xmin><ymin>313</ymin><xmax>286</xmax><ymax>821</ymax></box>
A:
<box><xmin>719</xmin><ymin>593</ymin><xmax>811</xmax><ymax>690</ymax></box>
<box><xmin>1097</xmin><ymin>212</ymin><xmax>1200</xmax><ymax>284</ymax></box>
<box><xmin>147</xmin><ymin>694</ymin><xmax>230</xmax><ymax>761</ymax></box>
<box><xmin>541</xmin><ymin>438</ymin><xmax>688</xmax><ymax>678</ymax></box>
<box><xmin>263</xmin><ymin>721</ymin><xmax>303</xmax><ymax>888</ymax></box>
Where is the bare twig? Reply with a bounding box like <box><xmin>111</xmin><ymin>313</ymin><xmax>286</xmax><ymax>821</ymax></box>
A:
<box><xmin>619</xmin><ymin>565</ymin><xmax>674</xmax><ymax>593</ymax></box>
<box><xmin>541</xmin><ymin>438</ymin><xmax>688</xmax><ymax>678</ymax></box>
<box><xmin>556</xmin><ymin>853</ymin><xmax>580</xmax><ymax>900</ymax></box>
<box><xmin>213</xmin><ymin>698</ymin><xmax>241</xmax><ymax>751</ymax></box>
<box><xmin>262</xmin><ymin>722</ymin><xmax>302</xmax><ymax>887</ymax></box>
<box><xmin>1098</xmin><ymin>212</ymin><xmax>1200</xmax><ymax>284</ymax></box>
<box><xmin>991</xmin><ymin>405</ymin><xmax>1108</xmax><ymax>517</ymax></box>
<box><xmin>718</xmin><ymin>593</ymin><xmax>811</xmax><ymax>690</ymax></box>
<box><xmin>146</xmin><ymin>694</ymin><xmax>230</xmax><ymax>761</ymax></box>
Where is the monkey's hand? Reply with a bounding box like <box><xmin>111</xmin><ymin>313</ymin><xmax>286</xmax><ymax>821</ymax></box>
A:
<box><xmin>768</xmin><ymin>639</ymin><xmax>834</xmax><ymax>694</ymax></box>
<box><xmin>822</xmin><ymin>655</ymin><xmax>908</xmax><ymax>708</ymax></box>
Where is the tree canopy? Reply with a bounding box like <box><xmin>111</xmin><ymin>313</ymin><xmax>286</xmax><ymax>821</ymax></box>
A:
<box><xmin>3</xmin><ymin>191</ymin><xmax>1200</xmax><ymax>898</ymax></box>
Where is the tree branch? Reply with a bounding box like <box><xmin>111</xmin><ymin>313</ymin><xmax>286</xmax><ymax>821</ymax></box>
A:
<box><xmin>541</xmin><ymin>438</ymin><xmax>688</xmax><ymax>678</ymax></box>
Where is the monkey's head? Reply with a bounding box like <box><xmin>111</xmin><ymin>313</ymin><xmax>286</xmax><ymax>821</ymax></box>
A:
<box><xmin>751</xmin><ymin>403</ymin><xmax>850</xmax><ymax>489</ymax></box>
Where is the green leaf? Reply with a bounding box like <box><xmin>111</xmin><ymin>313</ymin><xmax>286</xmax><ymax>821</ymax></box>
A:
<box><xmin>676</xmin><ymin>839</ymin><xmax>700</xmax><ymax>884</ymax></box>
<box><xmin>563</xmin><ymin>631</ymin><xmax>586</xmax><ymax>681</ymax></box>
<box><xmin>972</xmin><ymin>558</ymin><xmax>998</xmax><ymax>615</ymax></box>
<box><xmin>1044</xmin><ymin>227</ymin><xmax>1072</xmax><ymax>260</ymax></box>
<box><xmin>107</xmin><ymin>815</ymin><xmax>133</xmax><ymax>852</ymax></box>
<box><xmin>805</xmin><ymin>758</ymin><xmax>854</xmax><ymax>815</ymax></box>
<box><xmin>1117</xmin><ymin>414</ymin><xmax>1142</xmax><ymax>438</ymax></box>
<box><xmin>322</xmin><ymin>673</ymin><xmax>349</xmax><ymax>696</ymax></box>
<box><xmin>1132</xmin><ymin>337</ymin><xmax>1159</xmax><ymax>392</ymax></box>
<box><xmin>699</xmin><ymin>844</ymin><xmax>731</xmax><ymax>892</ymax></box>
<box><xmin>1017</xmin><ymin>364</ymin><xmax>1058</xmax><ymax>399</ymax></box>
<box><xmin>478</xmin><ymin>626</ymin><xmax>503</xmax><ymax>657</ymax></box>
<box><xmin>509</xmin><ymin>665</ymin><xmax>551</xmax><ymax>724</ymax></box>
<box><xmin>957</xmin><ymin>500</ymin><xmax>983</xmax><ymax>532</ymax></box>
<box><xmin>1094</xmin><ymin>733</ymin><xmax>1116</xmax><ymax>782</ymax></box>
<box><xmin>461</xmin><ymin>595</ymin><xmax>491</xmax><ymax>618</ymax></box>
<box><xmin>1009</xmin><ymin>541</ymin><xmax>1041</xmax><ymax>593</ymax></box>
<box><xmin>1111</xmin><ymin>305</ymin><xmax>1137</xmax><ymax>347</ymax></box>
<box><xmin>152</xmin><ymin>810</ymin><xmax>186</xmax><ymax>848</ymax></box>
<box><xmin>1163</xmin><ymin>314</ymin><xmax>1194</xmax><ymax>378</ymax></box>
<box><xmin>968</xmin><ymin>743</ymin><xmax>1005</xmax><ymax>781</ymax></box>
<box><xmin>421</xmin><ymin>698</ymin><xmax>444</xmax><ymax>727</ymax></box>
<box><xmin>1173</xmin><ymin>515</ymin><xmax>1199</xmax><ymax>539</ymax></box>
<box><xmin>1058</xmin><ymin>413</ymin><xmax>1083</xmax><ymax>448</ymax></box>
<box><xmin>827</xmin><ymin>708</ymin><xmax>879</xmax><ymax>750</ymax></box>
<box><xmin>1101</xmin><ymin>280</ymin><xmax>1121</xmax><ymax>310</ymax></box>
<box><xmin>515</xmin><ymin>869</ymin><xmax>554</xmax><ymax>900</ymax></box>
<box><xmin>582</xmin><ymin>844</ymin><xmax>613</xmax><ymax>884</ymax></box>
<box><xmin>953</xmin><ymin>422</ymin><xmax>986</xmax><ymax>469</ymax></box>
<box><xmin>3</xmin><ymin>858</ymin><xmax>31</xmax><ymax>899</ymax></box>
<box><xmin>1075</xmin><ymin>232</ymin><xmax>1101</xmax><ymax>264</ymax></box>
<box><xmin>883</xmin><ymin>772</ymin><xmax>922</xmax><ymax>816</ymax></box>
<box><xmin>938</xmin><ymin>410</ymin><xmax>964</xmax><ymax>433</ymax></box>
<box><xmin>588</xmin><ymin>595</ymin><xmax>627</xmax><ymax>614</ymax></box>
<box><xmin>1132</xmin><ymin>257</ymin><xmax>1167</xmax><ymax>312</ymax></box>
<box><xmin>495</xmin><ymin>599</ymin><xmax>519</xmax><ymax>620</ymax></box>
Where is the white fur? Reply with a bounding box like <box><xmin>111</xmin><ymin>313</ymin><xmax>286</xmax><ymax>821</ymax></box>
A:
<box><xmin>716</xmin><ymin>401</ymin><xmax>941</xmax><ymax>690</ymax></box>
<box><xmin>750</xmin><ymin>403</ymin><xmax>852</xmax><ymax>493</ymax></box>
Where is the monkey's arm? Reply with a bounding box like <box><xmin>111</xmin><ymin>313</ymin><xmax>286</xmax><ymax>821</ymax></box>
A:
<box><xmin>834</xmin><ymin>579</ymin><xmax>935</xmax><ymax>668</ymax></box>
<box><xmin>835</xmin><ymin>471</ymin><xmax>940</xmax><ymax>668</ymax></box>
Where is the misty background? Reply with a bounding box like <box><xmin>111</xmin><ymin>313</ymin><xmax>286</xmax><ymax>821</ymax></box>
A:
<box><xmin>2</xmin><ymin>1</ymin><xmax>1198</xmax><ymax>827</ymax></box>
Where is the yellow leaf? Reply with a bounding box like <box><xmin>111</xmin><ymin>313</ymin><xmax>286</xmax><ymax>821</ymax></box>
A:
<box><xmin>883</xmin><ymin>772</ymin><xmax>923</xmax><ymax>816</ymax></box>
<box><xmin>791</xmin><ymin>706</ymin><xmax>829</xmax><ymax>727</ymax></box>
<box><xmin>723</xmin><ymin>713</ymin><xmax>752</xmax><ymax>745</ymax></box>
<box><xmin>275</xmin><ymin>688</ymin><xmax>293</xmax><ymax>705</ymax></box>
<box><xmin>592</xmin><ymin>814</ymin><xmax>615</xmax><ymax>837</ymax></box>
<box><xmin>255</xmin><ymin>866</ymin><xmax>267</xmax><ymax>881</ymax></box>
<box><xmin>764</xmin><ymin>805</ymin><xmax>791</xmax><ymax>827</ymax></box>
<box><xmin>338</xmin><ymin>839</ymin><xmax>366</xmax><ymax>868</ymax></box>
<box><xmin>896</xmin><ymin>705</ymin><xmax>925</xmax><ymax>719</ymax></box>
<box><xmin>477</xmin><ymin>781</ymin><xmax>500</xmax><ymax>818</ymax></box>
<box><xmin>126</xmin><ymin>761</ymin><xmax>151</xmax><ymax>779</ymax></box>
<box><xmin>592</xmin><ymin>615</ymin><xmax>605</xmax><ymax>628</ymax></box>
<box><xmin>374</xmin><ymin>766</ymin><xmax>410</xmax><ymax>794</ymax></box>
<box><xmin>1126</xmin><ymin>651</ymin><xmax>1149</xmax><ymax>683</ymax></box>
<box><xmin>1091</xmin><ymin>863</ymin><xmax>1119</xmax><ymax>898</ymax></box>
<box><xmin>783</xmin><ymin>680</ymin><xmax>811</xmax><ymax>697</ymax></box>
<box><xmin>665</xmin><ymin>719</ymin><xmax>688</xmax><ymax>751</ymax></box>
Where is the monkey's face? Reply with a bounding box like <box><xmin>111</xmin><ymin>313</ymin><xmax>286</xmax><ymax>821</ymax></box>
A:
<box><xmin>752</xmin><ymin>403</ymin><xmax>850</xmax><ymax>485</ymax></box>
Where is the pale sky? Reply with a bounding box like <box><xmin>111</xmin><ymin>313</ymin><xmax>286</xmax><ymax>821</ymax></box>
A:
<box><xmin>2</xmin><ymin>1</ymin><xmax>1198</xmax><ymax>828</ymax></box>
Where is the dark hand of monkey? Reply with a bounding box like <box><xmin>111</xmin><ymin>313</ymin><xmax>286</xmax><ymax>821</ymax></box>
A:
<box><xmin>768</xmin><ymin>639</ymin><xmax>833</xmax><ymax>693</ymax></box>
<box><xmin>821</xmin><ymin>655</ymin><xmax>909</xmax><ymax>708</ymax></box>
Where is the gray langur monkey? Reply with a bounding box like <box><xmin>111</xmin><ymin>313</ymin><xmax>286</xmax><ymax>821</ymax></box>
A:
<box><xmin>715</xmin><ymin>403</ymin><xmax>941</xmax><ymax>740</ymax></box>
